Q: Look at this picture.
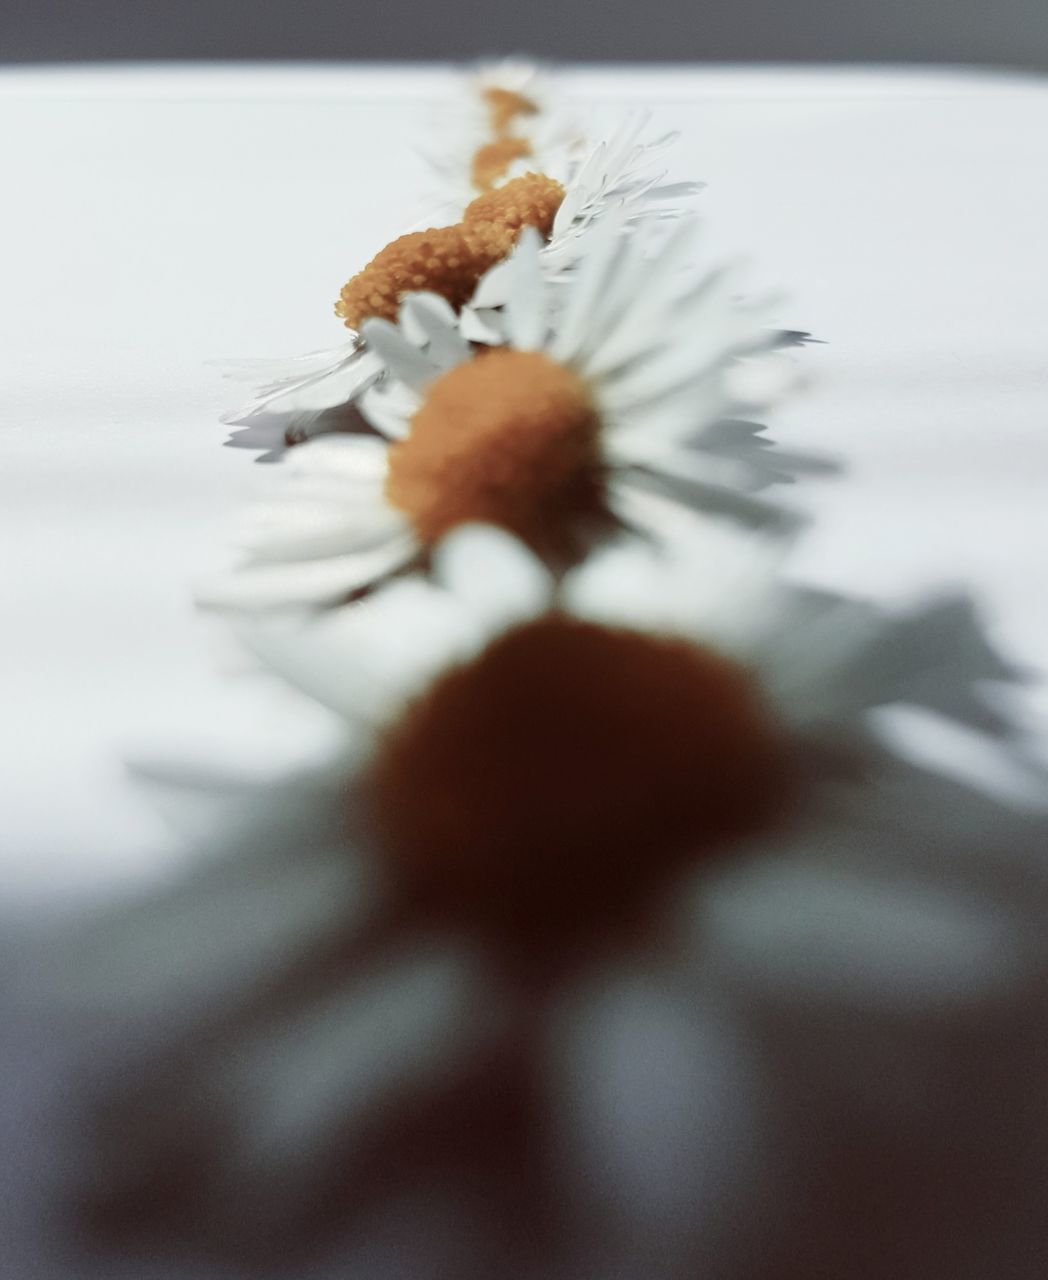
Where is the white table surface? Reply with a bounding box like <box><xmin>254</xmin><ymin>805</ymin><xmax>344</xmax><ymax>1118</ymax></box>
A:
<box><xmin>2</xmin><ymin>64</ymin><xmax>1047</xmax><ymax>909</ymax></box>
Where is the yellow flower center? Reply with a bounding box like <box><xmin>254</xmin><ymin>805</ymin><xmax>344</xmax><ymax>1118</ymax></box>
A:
<box><xmin>369</xmin><ymin>617</ymin><xmax>791</xmax><ymax>945</ymax></box>
<box><xmin>481</xmin><ymin>86</ymin><xmax>539</xmax><ymax>135</ymax></box>
<box><xmin>470</xmin><ymin>135</ymin><xmax>533</xmax><ymax>192</ymax></box>
<box><xmin>335</xmin><ymin>174</ymin><xmax>565</xmax><ymax>329</ymax></box>
<box><xmin>385</xmin><ymin>350</ymin><xmax>606</xmax><ymax>560</ymax></box>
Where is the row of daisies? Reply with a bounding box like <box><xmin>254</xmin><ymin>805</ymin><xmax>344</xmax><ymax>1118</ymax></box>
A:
<box><xmin>35</xmin><ymin>60</ymin><xmax>1048</xmax><ymax>1279</ymax></box>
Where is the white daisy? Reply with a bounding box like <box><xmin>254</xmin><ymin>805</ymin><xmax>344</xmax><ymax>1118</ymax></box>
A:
<box><xmin>453</xmin><ymin>56</ymin><xmax>563</xmax><ymax>139</ymax></box>
<box><xmin>222</xmin><ymin>116</ymin><xmax>703</xmax><ymax>445</ymax></box>
<box><xmin>472</xmin><ymin>56</ymin><xmax>559</xmax><ymax>118</ymax></box>
<box><xmin>31</xmin><ymin>523</ymin><xmax>1048</xmax><ymax>1279</ymax></box>
<box><xmin>419</xmin><ymin>57</ymin><xmax>583</xmax><ymax>216</ymax></box>
<box><xmin>201</xmin><ymin>219</ymin><xmax>828</xmax><ymax>613</ymax></box>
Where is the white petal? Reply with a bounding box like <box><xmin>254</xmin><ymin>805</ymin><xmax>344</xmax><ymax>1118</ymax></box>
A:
<box><xmin>281</xmin><ymin>433</ymin><xmax>391</xmax><ymax>485</ymax></box>
<box><xmin>608</xmin><ymin>440</ymin><xmax>750</xmax><ymax>493</ymax></box>
<box><xmin>568</xmin><ymin>230</ymin><xmax>650</xmax><ymax>367</ymax></box>
<box><xmin>235</xmin><ymin>490</ymin><xmax>408</xmax><ymax>564</ymax></box>
<box><xmin>362</xmin><ymin>317</ymin><xmax>442</xmax><ymax>392</ymax></box>
<box><xmin>458</xmin><ymin>304</ymin><xmax>506</xmax><ymax>345</ymax></box>
<box><xmin>278</xmin><ymin>350</ymin><xmax>384</xmax><ymax>413</ymax></box>
<box><xmin>400</xmin><ymin>292</ymin><xmax>472</xmax><ymax>370</ymax></box>
<box><xmin>549</xmin><ymin>970</ymin><xmax>760</xmax><ymax>1252</ymax></box>
<box><xmin>557</xmin><ymin>139</ymin><xmax>609</xmax><ymax>224</ymax></box>
<box><xmin>597</xmin><ymin>270</ymin><xmax>749</xmax><ymax>409</ymax></box>
<box><xmin>580</xmin><ymin>217</ymin><xmax>699</xmax><ymax>379</ymax></box>
<box><xmin>701</xmin><ymin>853</ymin><xmax>1025</xmax><ymax>1011</ymax></box>
<box><xmin>603</xmin><ymin>377</ymin><xmax>729</xmax><ymax>450</ymax></box>
<box><xmin>547</xmin><ymin>211</ymin><xmax>629</xmax><ymax>367</ymax></box>
<box><xmin>219</xmin><ymin>343</ymin><xmax>361</xmax><ymax>386</ymax></box>
<box><xmin>221</xmin><ymin>346</ymin><xmax>381</xmax><ymax>424</ymax></box>
<box><xmin>469</xmin><ymin>257</ymin><xmax>513</xmax><ymax>310</ymax></box>
<box><xmin>564</xmin><ymin>488</ymin><xmax>785</xmax><ymax>652</ymax></box>
<box><xmin>236</xmin><ymin>577</ymin><xmax>486</xmax><ymax>725</ymax></box>
<box><xmin>502</xmin><ymin>227</ymin><xmax>548</xmax><ymax>352</ymax></box>
<box><xmin>359</xmin><ymin>380</ymin><xmax>422</xmax><ymax>440</ymax></box>
<box><xmin>218</xmin><ymin>942</ymin><xmax>497</xmax><ymax>1180</ymax></box>
<box><xmin>432</xmin><ymin>524</ymin><xmax>553</xmax><ymax>633</ymax></box>
<box><xmin>195</xmin><ymin>533</ymin><xmax>417</xmax><ymax>613</ymax></box>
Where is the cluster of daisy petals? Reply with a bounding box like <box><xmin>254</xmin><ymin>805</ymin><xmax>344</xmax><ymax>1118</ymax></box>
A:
<box><xmin>40</xmin><ymin>58</ymin><xmax>1048</xmax><ymax>1280</ymax></box>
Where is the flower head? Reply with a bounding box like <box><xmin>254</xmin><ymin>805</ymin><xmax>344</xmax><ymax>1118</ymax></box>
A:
<box><xmin>201</xmin><ymin>219</ymin><xmax>826</xmax><ymax>612</ymax></box>
<box><xmin>222</xmin><ymin>117</ymin><xmax>701</xmax><ymax>440</ymax></box>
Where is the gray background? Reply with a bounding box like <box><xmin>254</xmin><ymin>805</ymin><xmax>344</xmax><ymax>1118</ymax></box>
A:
<box><xmin>2</xmin><ymin>0</ymin><xmax>1048</xmax><ymax>66</ymax></box>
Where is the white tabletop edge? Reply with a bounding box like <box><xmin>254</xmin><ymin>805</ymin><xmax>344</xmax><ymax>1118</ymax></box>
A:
<box><xmin>0</xmin><ymin>60</ymin><xmax>1044</xmax><ymax>103</ymax></box>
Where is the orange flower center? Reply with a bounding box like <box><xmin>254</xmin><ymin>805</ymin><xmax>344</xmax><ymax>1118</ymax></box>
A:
<box><xmin>335</xmin><ymin>174</ymin><xmax>565</xmax><ymax>329</ymax></box>
<box><xmin>471</xmin><ymin>135</ymin><xmax>533</xmax><ymax>192</ymax></box>
<box><xmin>482</xmin><ymin>86</ymin><xmax>539</xmax><ymax>135</ymax></box>
<box><xmin>460</xmin><ymin>173</ymin><xmax>565</xmax><ymax>259</ymax></box>
<box><xmin>385</xmin><ymin>350</ymin><xmax>606</xmax><ymax>560</ymax></box>
<box><xmin>335</xmin><ymin>226</ymin><xmax>482</xmax><ymax>331</ymax></box>
<box><xmin>370</xmin><ymin>616</ymin><xmax>791</xmax><ymax>945</ymax></box>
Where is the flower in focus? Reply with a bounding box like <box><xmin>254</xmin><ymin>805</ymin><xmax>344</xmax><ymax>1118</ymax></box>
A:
<box><xmin>43</xmin><ymin>522</ymin><xmax>1048</xmax><ymax>1279</ymax></box>
<box><xmin>200</xmin><ymin>220</ymin><xmax>824</xmax><ymax>612</ymax></box>
<box><xmin>221</xmin><ymin>116</ymin><xmax>702</xmax><ymax>441</ymax></box>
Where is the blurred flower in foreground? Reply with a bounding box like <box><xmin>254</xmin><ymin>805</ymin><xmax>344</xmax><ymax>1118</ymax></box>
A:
<box><xmin>220</xmin><ymin>116</ymin><xmax>702</xmax><ymax>441</ymax></box>
<box><xmin>201</xmin><ymin>223</ymin><xmax>824</xmax><ymax>612</ymax></box>
<box><xmin>30</xmin><ymin>522</ymin><xmax>1048</xmax><ymax>1279</ymax></box>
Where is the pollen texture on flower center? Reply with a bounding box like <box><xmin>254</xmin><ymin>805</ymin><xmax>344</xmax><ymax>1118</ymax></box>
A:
<box><xmin>385</xmin><ymin>350</ymin><xmax>604</xmax><ymax>556</ymax></box>
<box><xmin>471</xmin><ymin>136</ymin><xmax>532</xmax><ymax>192</ymax></box>
<box><xmin>370</xmin><ymin>617</ymin><xmax>791</xmax><ymax>943</ymax></box>
<box><xmin>335</xmin><ymin>174</ymin><xmax>565</xmax><ymax>329</ymax></box>
<box><xmin>482</xmin><ymin>86</ymin><xmax>539</xmax><ymax>134</ymax></box>
<box><xmin>462</xmin><ymin>173</ymin><xmax>565</xmax><ymax>258</ymax></box>
<box><xmin>335</xmin><ymin>227</ymin><xmax>484</xmax><ymax>330</ymax></box>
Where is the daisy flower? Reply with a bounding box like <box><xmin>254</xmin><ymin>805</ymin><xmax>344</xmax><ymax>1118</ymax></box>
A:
<box><xmin>34</xmin><ymin>522</ymin><xmax>1048</xmax><ymax>1279</ymax></box>
<box><xmin>201</xmin><ymin>218</ymin><xmax>826</xmax><ymax>613</ymax></box>
<box><xmin>343</xmin><ymin>112</ymin><xmax>703</xmax><ymax>332</ymax></box>
<box><xmin>420</xmin><ymin>57</ymin><xmax>582</xmax><ymax>206</ymax></box>
<box><xmin>472</xmin><ymin>57</ymin><xmax>560</xmax><ymax>130</ymax></box>
<box><xmin>222</xmin><ymin>115</ymin><xmax>702</xmax><ymax>444</ymax></box>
